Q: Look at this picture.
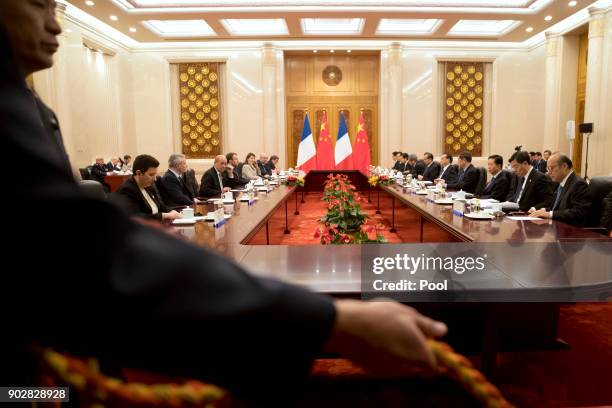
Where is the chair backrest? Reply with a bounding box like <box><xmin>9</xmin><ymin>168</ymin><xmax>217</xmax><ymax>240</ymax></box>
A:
<box><xmin>78</xmin><ymin>180</ymin><xmax>106</xmax><ymax>199</ymax></box>
<box><xmin>79</xmin><ymin>168</ymin><xmax>90</xmax><ymax>181</ymax></box>
<box><xmin>588</xmin><ymin>176</ymin><xmax>612</xmax><ymax>227</ymax></box>
<box><xmin>475</xmin><ymin>167</ymin><xmax>487</xmax><ymax>195</ymax></box>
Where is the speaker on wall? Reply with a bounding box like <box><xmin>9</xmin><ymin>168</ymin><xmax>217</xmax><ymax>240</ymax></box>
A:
<box><xmin>579</xmin><ymin>122</ymin><xmax>593</xmax><ymax>133</ymax></box>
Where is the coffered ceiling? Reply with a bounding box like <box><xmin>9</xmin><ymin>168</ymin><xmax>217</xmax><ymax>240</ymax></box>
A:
<box><xmin>66</xmin><ymin>0</ymin><xmax>598</xmax><ymax>42</ymax></box>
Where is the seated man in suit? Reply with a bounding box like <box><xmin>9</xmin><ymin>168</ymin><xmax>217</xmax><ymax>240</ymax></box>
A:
<box><xmin>434</xmin><ymin>153</ymin><xmax>458</xmax><ymax>186</ymax></box>
<box><xmin>391</xmin><ymin>151</ymin><xmax>403</xmax><ymax>171</ymax></box>
<box><xmin>114</xmin><ymin>155</ymin><xmax>181</xmax><ymax>222</ymax></box>
<box><xmin>533</xmin><ymin>152</ymin><xmax>547</xmax><ymax>173</ymax></box>
<box><xmin>446</xmin><ymin>151</ymin><xmax>479</xmax><ymax>194</ymax></box>
<box><xmin>91</xmin><ymin>157</ymin><xmax>109</xmax><ymax>183</ymax></box>
<box><xmin>413</xmin><ymin>156</ymin><xmax>426</xmax><ymax>177</ymax></box>
<box><xmin>529</xmin><ymin>153</ymin><xmax>590</xmax><ymax>226</ymax></box>
<box><xmin>257</xmin><ymin>153</ymin><xmax>272</xmax><ymax>178</ymax></box>
<box><xmin>480</xmin><ymin>154</ymin><xmax>511</xmax><ymax>201</ymax></box>
<box><xmin>119</xmin><ymin>154</ymin><xmax>132</xmax><ymax>172</ymax></box>
<box><xmin>265</xmin><ymin>155</ymin><xmax>280</xmax><ymax>175</ymax></box>
<box><xmin>106</xmin><ymin>157</ymin><xmax>122</xmax><ymax>172</ymax></box>
<box><xmin>226</xmin><ymin>152</ymin><xmax>249</xmax><ymax>187</ymax></box>
<box><xmin>199</xmin><ymin>155</ymin><xmax>236</xmax><ymax>198</ymax></box>
<box><xmin>506</xmin><ymin>150</ymin><xmax>553</xmax><ymax>211</ymax></box>
<box><xmin>160</xmin><ymin>153</ymin><xmax>194</xmax><ymax>207</ymax></box>
<box><xmin>602</xmin><ymin>191</ymin><xmax>612</xmax><ymax>234</ymax></box>
<box><xmin>404</xmin><ymin>153</ymin><xmax>417</xmax><ymax>175</ymax></box>
<box><xmin>1</xmin><ymin>4</ymin><xmax>447</xmax><ymax>401</ymax></box>
<box><xmin>418</xmin><ymin>152</ymin><xmax>441</xmax><ymax>182</ymax></box>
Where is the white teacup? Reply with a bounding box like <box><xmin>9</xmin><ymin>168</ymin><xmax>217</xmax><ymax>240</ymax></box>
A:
<box><xmin>491</xmin><ymin>202</ymin><xmax>503</xmax><ymax>212</ymax></box>
<box><xmin>224</xmin><ymin>191</ymin><xmax>233</xmax><ymax>201</ymax></box>
<box><xmin>182</xmin><ymin>208</ymin><xmax>194</xmax><ymax>219</ymax></box>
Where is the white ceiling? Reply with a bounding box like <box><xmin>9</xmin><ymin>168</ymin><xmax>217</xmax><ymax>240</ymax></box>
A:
<box><xmin>67</xmin><ymin>0</ymin><xmax>601</xmax><ymax>42</ymax></box>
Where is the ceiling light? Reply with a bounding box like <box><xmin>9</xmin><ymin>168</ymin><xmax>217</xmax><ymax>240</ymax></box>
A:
<box><xmin>448</xmin><ymin>20</ymin><xmax>520</xmax><ymax>36</ymax></box>
<box><xmin>526</xmin><ymin>26</ymin><xmax>533</xmax><ymax>32</ymax></box>
<box><xmin>142</xmin><ymin>20</ymin><xmax>216</xmax><ymax>38</ymax></box>
<box><xmin>110</xmin><ymin>15</ymin><xmax>118</xmax><ymax>21</ymax></box>
<box><xmin>376</xmin><ymin>19</ymin><xmax>443</xmax><ymax>35</ymax></box>
<box><xmin>544</xmin><ymin>15</ymin><xmax>552</xmax><ymax>21</ymax></box>
<box><xmin>85</xmin><ymin>0</ymin><xmax>95</xmax><ymax>6</ymax></box>
<box><xmin>313</xmin><ymin>50</ymin><xmax>317</xmax><ymax>53</ymax></box>
<box><xmin>220</xmin><ymin>19</ymin><xmax>288</xmax><ymax>35</ymax></box>
<box><xmin>65</xmin><ymin>28</ymin><xmax>73</xmax><ymax>33</ymax></box>
<box><xmin>129</xmin><ymin>27</ymin><xmax>137</xmax><ymax>32</ymax></box>
<box><xmin>347</xmin><ymin>50</ymin><xmax>351</xmax><ymax>53</ymax></box>
<box><xmin>568</xmin><ymin>0</ymin><xmax>577</xmax><ymax>6</ymax></box>
<box><xmin>330</xmin><ymin>49</ymin><xmax>334</xmax><ymax>53</ymax></box>
<box><xmin>301</xmin><ymin>18</ymin><xmax>364</xmax><ymax>35</ymax></box>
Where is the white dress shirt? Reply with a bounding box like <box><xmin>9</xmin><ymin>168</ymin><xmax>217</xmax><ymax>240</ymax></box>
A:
<box><xmin>140</xmin><ymin>187</ymin><xmax>159</xmax><ymax>215</ymax></box>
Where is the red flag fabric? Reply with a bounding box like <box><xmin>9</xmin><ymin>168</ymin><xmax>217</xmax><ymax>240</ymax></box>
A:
<box><xmin>352</xmin><ymin>111</ymin><xmax>371</xmax><ymax>175</ymax></box>
<box><xmin>315</xmin><ymin>111</ymin><xmax>335</xmax><ymax>170</ymax></box>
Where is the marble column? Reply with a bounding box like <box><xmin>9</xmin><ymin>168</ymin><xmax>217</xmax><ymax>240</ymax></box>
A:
<box><xmin>261</xmin><ymin>43</ymin><xmax>279</xmax><ymax>158</ymax></box>
<box><xmin>543</xmin><ymin>32</ymin><xmax>561</xmax><ymax>152</ymax></box>
<box><xmin>582</xmin><ymin>7</ymin><xmax>606</xmax><ymax>177</ymax></box>
<box><xmin>384</xmin><ymin>43</ymin><xmax>404</xmax><ymax>165</ymax></box>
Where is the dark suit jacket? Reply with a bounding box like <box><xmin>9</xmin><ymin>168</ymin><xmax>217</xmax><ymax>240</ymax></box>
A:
<box><xmin>392</xmin><ymin>160</ymin><xmax>403</xmax><ymax>171</ymax></box>
<box><xmin>421</xmin><ymin>161</ymin><xmax>441</xmax><ymax>182</ymax></box>
<box><xmin>549</xmin><ymin>172</ymin><xmax>591</xmax><ymax>226</ymax></box>
<box><xmin>199</xmin><ymin>166</ymin><xmax>241</xmax><ymax>197</ymax></box>
<box><xmin>413</xmin><ymin>160</ymin><xmax>426</xmax><ymax>176</ymax></box>
<box><xmin>230</xmin><ymin>166</ymin><xmax>249</xmax><ymax>187</ymax></box>
<box><xmin>90</xmin><ymin>163</ymin><xmax>108</xmax><ymax>183</ymax></box>
<box><xmin>257</xmin><ymin>160</ymin><xmax>271</xmax><ymax>177</ymax></box>
<box><xmin>437</xmin><ymin>164</ymin><xmax>458</xmax><ymax>186</ymax></box>
<box><xmin>448</xmin><ymin>164</ymin><xmax>479</xmax><ymax>194</ymax></box>
<box><xmin>160</xmin><ymin>169</ymin><xmax>194</xmax><ymax>207</ymax></box>
<box><xmin>535</xmin><ymin>159</ymin><xmax>547</xmax><ymax>173</ymax></box>
<box><xmin>106</xmin><ymin>162</ymin><xmax>121</xmax><ymax>172</ymax></box>
<box><xmin>183</xmin><ymin>168</ymin><xmax>199</xmax><ymax>198</ymax></box>
<box><xmin>113</xmin><ymin>177</ymin><xmax>170</xmax><ymax>220</ymax></box>
<box><xmin>480</xmin><ymin>169</ymin><xmax>511</xmax><ymax>201</ymax></box>
<box><xmin>1</xmin><ymin>35</ymin><xmax>334</xmax><ymax>400</ymax></box>
<box><xmin>403</xmin><ymin>162</ymin><xmax>414</xmax><ymax>175</ymax></box>
<box><xmin>515</xmin><ymin>168</ymin><xmax>554</xmax><ymax>211</ymax></box>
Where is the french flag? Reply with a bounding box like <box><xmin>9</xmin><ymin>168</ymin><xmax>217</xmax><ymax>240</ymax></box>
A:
<box><xmin>296</xmin><ymin>112</ymin><xmax>316</xmax><ymax>172</ymax></box>
<box><xmin>335</xmin><ymin>111</ymin><xmax>353</xmax><ymax>170</ymax></box>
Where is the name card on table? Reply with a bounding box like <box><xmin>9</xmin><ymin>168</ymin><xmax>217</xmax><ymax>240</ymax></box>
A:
<box><xmin>453</xmin><ymin>199</ymin><xmax>466</xmax><ymax>217</ymax></box>
<box><xmin>213</xmin><ymin>207</ymin><xmax>226</xmax><ymax>227</ymax></box>
<box><xmin>426</xmin><ymin>190</ymin><xmax>435</xmax><ymax>202</ymax></box>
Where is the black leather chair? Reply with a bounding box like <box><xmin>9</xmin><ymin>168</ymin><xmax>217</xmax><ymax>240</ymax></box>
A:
<box><xmin>78</xmin><ymin>180</ymin><xmax>106</xmax><ymax>200</ymax></box>
<box><xmin>79</xmin><ymin>167</ymin><xmax>91</xmax><ymax>181</ymax></box>
<box><xmin>587</xmin><ymin>176</ymin><xmax>612</xmax><ymax>229</ymax></box>
<box><xmin>475</xmin><ymin>167</ymin><xmax>487</xmax><ymax>196</ymax></box>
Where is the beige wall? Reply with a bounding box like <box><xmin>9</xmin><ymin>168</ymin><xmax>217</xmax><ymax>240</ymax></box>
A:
<box><xmin>34</xmin><ymin>9</ymin><xmax>612</xmax><ymax>179</ymax></box>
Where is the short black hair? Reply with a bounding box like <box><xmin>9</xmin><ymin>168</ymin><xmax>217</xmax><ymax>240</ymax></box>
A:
<box><xmin>424</xmin><ymin>152</ymin><xmax>434</xmax><ymax>160</ymax></box>
<box><xmin>535</xmin><ymin>152</ymin><xmax>542</xmax><ymax>157</ymax></box>
<box><xmin>529</xmin><ymin>151</ymin><xmax>536</xmax><ymax>156</ymax></box>
<box><xmin>557</xmin><ymin>154</ymin><xmax>573</xmax><ymax>169</ymax></box>
<box><xmin>402</xmin><ymin>153</ymin><xmax>409</xmax><ymax>159</ymax></box>
<box><xmin>544</xmin><ymin>149</ymin><xmax>552</xmax><ymax>155</ymax></box>
<box><xmin>269</xmin><ymin>155</ymin><xmax>279</xmax><ymax>161</ymax></box>
<box><xmin>123</xmin><ymin>154</ymin><xmax>131</xmax><ymax>161</ymax></box>
<box><xmin>441</xmin><ymin>153</ymin><xmax>453</xmax><ymax>163</ymax></box>
<box><xmin>488</xmin><ymin>154</ymin><xmax>503</xmax><ymax>167</ymax></box>
<box><xmin>133</xmin><ymin>154</ymin><xmax>159</xmax><ymax>174</ymax></box>
<box><xmin>511</xmin><ymin>151</ymin><xmax>531</xmax><ymax>165</ymax></box>
<box><xmin>226</xmin><ymin>152</ymin><xmax>237</xmax><ymax>162</ymax></box>
<box><xmin>458</xmin><ymin>151</ymin><xmax>472</xmax><ymax>162</ymax></box>
<box><xmin>392</xmin><ymin>151</ymin><xmax>402</xmax><ymax>156</ymax></box>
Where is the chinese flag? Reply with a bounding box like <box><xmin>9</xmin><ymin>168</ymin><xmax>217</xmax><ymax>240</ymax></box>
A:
<box><xmin>353</xmin><ymin>111</ymin><xmax>371</xmax><ymax>175</ymax></box>
<box><xmin>315</xmin><ymin>111</ymin><xmax>334</xmax><ymax>170</ymax></box>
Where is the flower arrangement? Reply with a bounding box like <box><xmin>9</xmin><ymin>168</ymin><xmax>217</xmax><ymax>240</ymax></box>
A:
<box><xmin>368</xmin><ymin>174</ymin><xmax>393</xmax><ymax>187</ymax></box>
<box><xmin>286</xmin><ymin>175</ymin><xmax>305</xmax><ymax>187</ymax></box>
<box><xmin>315</xmin><ymin>174</ymin><xmax>387</xmax><ymax>244</ymax></box>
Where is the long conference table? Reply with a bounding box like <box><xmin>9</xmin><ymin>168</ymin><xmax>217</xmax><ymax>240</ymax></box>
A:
<box><xmin>179</xmin><ymin>170</ymin><xmax>611</xmax><ymax>374</ymax></box>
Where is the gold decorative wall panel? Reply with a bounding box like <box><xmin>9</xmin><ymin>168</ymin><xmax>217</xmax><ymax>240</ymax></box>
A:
<box><xmin>443</xmin><ymin>62</ymin><xmax>483</xmax><ymax>156</ymax></box>
<box><xmin>178</xmin><ymin>62</ymin><xmax>222</xmax><ymax>159</ymax></box>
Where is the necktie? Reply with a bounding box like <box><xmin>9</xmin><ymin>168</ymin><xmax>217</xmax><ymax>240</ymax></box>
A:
<box><xmin>512</xmin><ymin>178</ymin><xmax>525</xmax><ymax>203</ymax></box>
<box><xmin>439</xmin><ymin>167</ymin><xmax>445</xmax><ymax>178</ymax></box>
<box><xmin>217</xmin><ymin>172</ymin><xmax>223</xmax><ymax>190</ymax></box>
<box><xmin>458</xmin><ymin>170</ymin><xmax>465</xmax><ymax>182</ymax></box>
<box><xmin>551</xmin><ymin>185</ymin><xmax>563</xmax><ymax>210</ymax></box>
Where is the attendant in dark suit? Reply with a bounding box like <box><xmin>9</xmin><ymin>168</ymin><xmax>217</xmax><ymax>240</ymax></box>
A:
<box><xmin>1</xmin><ymin>6</ymin><xmax>447</xmax><ymax>400</ymax></box>
<box><xmin>404</xmin><ymin>153</ymin><xmax>418</xmax><ymax>175</ymax></box>
<box><xmin>391</xmin><ymin>151</ymin><xmax>403</xmax><ymax>171</ymax></box>
<box><xmin>114</xmin><ymin>155</ymin><xmax>181</xmax><ymax>222</ymax></box>
<box><xmin>265</xmin><ymin>155</ymin><xmax>280</xmax><ymax>175</ymax></box>
<box><xmin>418</xmin><ymin>152</ymin><xmax>441</xmax><ymax>182</ymax></box>
<box><xmin>447</xmin><ymin>151</ymin><xmax>479</xmax><ymax>194</ymax></box>
<box><xmin>480</xmin><ymin>155</ymin><xmax>511</xmax><ymax>201</ymax></box>
<box><xmin>226</xmin><ymin>152</ymin><xmax>249</xmax><ymax>187</ymax></box>
<box><xmin>434</xmin><ymin>153</ymin><xmax>458</xmax><ymax>186</ymax></box>
<box><xmin>106</xmin><ymin>157</ymin><xmax>121</xmax><ymax>172</ymax></box>
<box><xmin>533</xmin><ymin>152</ymin><xmax>547</xmax><ymax>173</ymax></box>
<box><xmin>413</xmin><ymin>158</ymin><xmax>426</xmax><ymax>177</ymax></box>
<box><xmin>257</xmin><ymin>153</ymin><xmax>272</xmax><ymax>177</ymax></box>
<box><xmin>529</xmin><ymin>154</ymin><xmax>590</xmax><ymax>226</ymax></box>
<box><xmin>508</xmin><ymin>150</ymin><xmax>553</xmax><ymax>211</ymax></box>
<box><xmin>160</xmin><ymin>153</ymin><xmax>194</xmax><ymax>207</ymax></box>
<box><xmin>199</xmin><ymin>155</ymin><xmax>234</xmax><ymax>198</ymax></box>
